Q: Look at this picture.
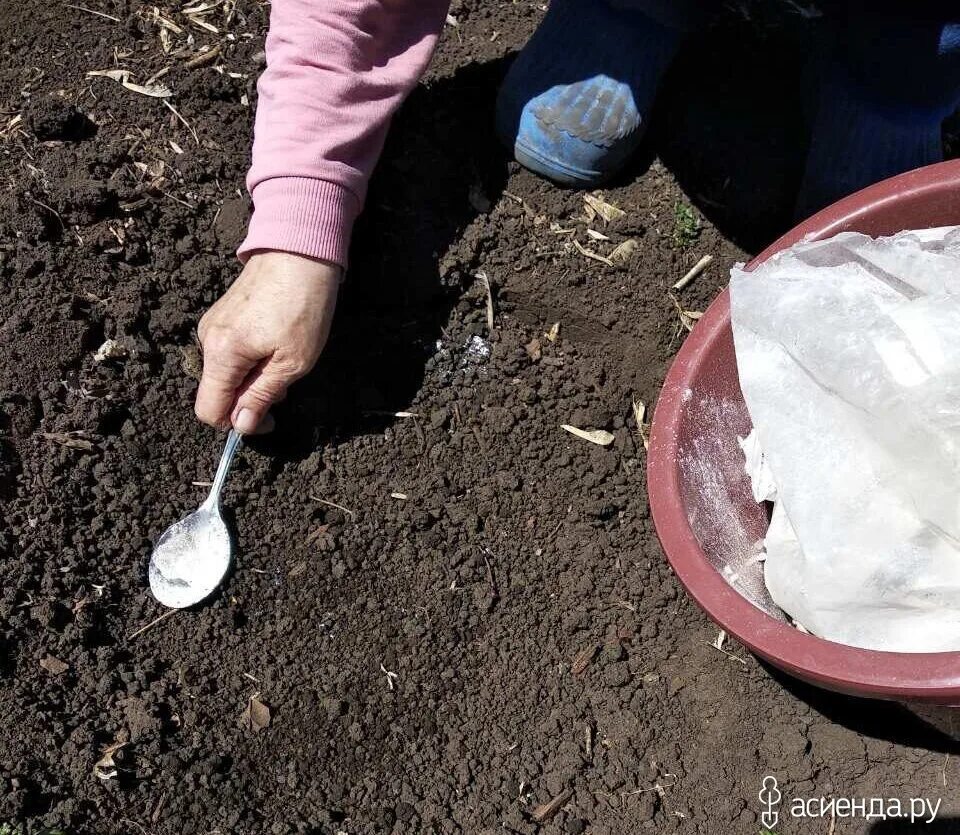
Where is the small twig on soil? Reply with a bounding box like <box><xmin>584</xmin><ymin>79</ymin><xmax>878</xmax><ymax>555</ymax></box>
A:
<box><xmin>363</xmin><ymin>410</ymin><xmax>419</xmax><ymax>418</ymax></box>
<box><xmin>309</xmin><ymin>495</ymin><xmax>355</xmax><ymax>520</ymax></box>
<box><xmin>481</xmin><ymin>547</ymin><xmax>500</xmax><ymax>608</ymax></box>
<box><xmin>707</xmin><ymin>630</ymin><xmax>747</xmax><ymax>665</ymax></box>
<box><xmin>184</xmin><ymin>44</ymin><xmax>222</xmax><ymax>70</ymax></box>
<box><xmin>531</xmin><ymin>789</ymin><xmax>573</xmax><ymax>823</ymax></box>
<box><xmin>151</xmin><ymin>8</ymin><xmax>184</xmax><ymax>35</ymax></box>
<box><xmin>163</xmin><ymin>99</ymin><xmax>199</xmax><ymax>144</ymax></box>
<box><xmin>572</xmin><ymin>238</ymin><xmax>614</xmax><ymax>267</ymax></box>
<box><xmin>668</xmin><ymin>292</ymin><xmax>703</xmax><ymax>333</ymax></box>
<box><xmin>145</xmin><ymin>66</ymin><xmax>171</xmax><ymax>88</ymax></box>
<box><xmin>185</xmin><ymin>12</ymin><xmax>220</xmax><ymax>33</ymax></box>
<box><xmin>128</xmin><ymin>609</ymin><xmax>176</xmax><ymax>640</ymax></box>
<box><xmin>65</xmin><ymin>3</ymin><xmax>120</xmax><ymax>21</ymax></box>
<box><xmin>531</xmin><ymin>249</ymin><xmax>565</xmax><ymax>262</ymax></box>
<box><xmin>542</xmin><ymin>505</ymin><xmax>571</xmax><ymax>546</ymax></box>
<box><xmin>27</xmin><ymin>197</ymin><xmax>65</xmax><ymax>232</ymax></box>
<box><xmin>673</xmin><ymin>254</ymin><xmax>714</xmax><ymax>291</ymax></box>
<box><xmin>151</xmin><ymin>793</ymin><xmax>167</xmax><ymax>824</ymax></box>
<box><xmin>0</xmin><ymin>113</ymin><xmax>23</xmax><ymax>139</ymax></box>
<box><xmin>160</xmin><ymin>188</ymin><xmax>196</xmax><ymax>210</ymax></box>
<box><xmin>476</xmin><ymin>270</ymin><xmax>495</xmax><ymax>334</ymax></box>
<box><xmin>87</xmin><ymin>68</ymin><xmax>172</xmax><ymax>98</ymax></box>
<box><xmin>379</xmin><ymin>662</ymin><xmax>399</xmax><ymax>691</ymax></box>
<box><xmin>41</xmin><ymin>430</ymin><xmax>96</xmax><ymax>451</ymax></box>
<box><xmin>631</xmin><ymin>398</ymin><xmax>650</xmax><ymax>451</ymax></box>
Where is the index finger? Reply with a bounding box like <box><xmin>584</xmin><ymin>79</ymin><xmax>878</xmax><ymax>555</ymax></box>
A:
<box><xmin>194</xmin><ymin>335</ymin><xmax>260</xmax><ymax>429</ymax></box>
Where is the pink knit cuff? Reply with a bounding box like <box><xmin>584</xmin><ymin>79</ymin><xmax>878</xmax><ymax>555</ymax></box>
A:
<box><xmin>238</xmin><ymin>176</ymin><xmax>362</xmax><ymax>268</ymax></box>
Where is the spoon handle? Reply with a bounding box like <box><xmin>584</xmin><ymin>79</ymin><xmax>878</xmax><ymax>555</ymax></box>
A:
<box><xmin>204</xmin><ymin>429</ymin><xmax>242</xmax><ymax>509</ymax></box>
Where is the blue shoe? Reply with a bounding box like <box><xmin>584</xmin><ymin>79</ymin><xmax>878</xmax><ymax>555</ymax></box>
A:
<box><xmin>496</xmin><ymin>0</ymin><xmax>683</xmax><ymax>186</ymax></box>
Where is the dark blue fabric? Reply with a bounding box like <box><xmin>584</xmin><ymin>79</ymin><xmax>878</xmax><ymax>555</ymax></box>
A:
<box><xmin>498</xmin><ymin>0</ymin><xmax>960</xmax><ymax>206</ymax></box>
<box><xmin>842</xmin><ymin>0</ymin><xmax>960</xmax><ymax>118</ymax></box>
<box><xmin>623</xmin><ymin>0</ymin><xmax>960</xmax><ymax>117</ymax></box>
<box><xmin>795</xmin><ymin>1</ymin><xmax>960</xmax><ymax>215</ymax></box>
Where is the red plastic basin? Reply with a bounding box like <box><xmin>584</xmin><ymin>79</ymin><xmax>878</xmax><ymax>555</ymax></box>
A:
<box><xmin>647</xmin><ymin>160</ymin><xmax>960</xmax><ymax>704</ymax></box>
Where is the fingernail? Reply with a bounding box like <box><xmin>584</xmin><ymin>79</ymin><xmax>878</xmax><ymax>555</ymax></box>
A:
<box><xmin>234</xmin><ymin>407</ymin><xmax>259</xmax><ymax>435</ymax></box>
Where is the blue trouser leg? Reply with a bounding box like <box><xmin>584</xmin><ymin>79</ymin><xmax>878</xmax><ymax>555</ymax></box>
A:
<box><xmin>843</xmin><ymin>0</ymin><xmax>960</xmax><ymax>118</ymax></box>
<box><xmin>797</xmin><ymin>0</ymin><xmax>960</xmax><ymax>216</ymax></box>
<box><xmin>499</xmin><ymin>0</ymin><xmax>960</xmax><ymax>204</ymax></box>
<box><xmin>606</xmin><ymin>0</ymin><xmax>710</xmax><ymax>32</ymax></box>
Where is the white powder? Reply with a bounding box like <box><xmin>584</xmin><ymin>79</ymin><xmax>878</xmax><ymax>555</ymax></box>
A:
<box><xmin>149</xmin><ymin>512</ymin><xmax>230</xmax><ymax>608</ymax></box>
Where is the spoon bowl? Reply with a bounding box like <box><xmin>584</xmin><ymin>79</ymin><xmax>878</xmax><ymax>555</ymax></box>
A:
<box><xmin>149</xmin><ymin>430</ymin><xmax>242</xmax><ymax>608</ymax></box>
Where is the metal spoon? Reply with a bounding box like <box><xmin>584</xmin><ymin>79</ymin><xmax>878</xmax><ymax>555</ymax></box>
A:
<box><xmin>149</xmin><ymin>429</ymin><xmax>242</xmax><ymax>608</ymax></box>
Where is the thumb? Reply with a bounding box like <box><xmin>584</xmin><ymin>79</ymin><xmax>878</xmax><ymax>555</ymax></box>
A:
<box><xmin>230</xmin><ymin>357</ymin><xmax>294</xmax><ymax>434</ymax></box>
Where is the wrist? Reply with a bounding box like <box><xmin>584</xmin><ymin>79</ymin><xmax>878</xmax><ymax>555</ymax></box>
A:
<box><xmin>247</xmin><ymin>250</ymin><xmax>343</xmax><ymax>284</ymax></box>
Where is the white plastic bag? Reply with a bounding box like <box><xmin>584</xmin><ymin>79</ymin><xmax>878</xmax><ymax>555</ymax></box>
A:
<box><xmin>730</xmin><ymin>226</ymin><xmax>960</xmax><ymax>652</ymax></box>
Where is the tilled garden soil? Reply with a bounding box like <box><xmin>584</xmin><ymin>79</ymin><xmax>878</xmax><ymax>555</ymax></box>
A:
<box><xmin>2</xmin><ymin>1</ymin><xmax>960</xmax><ymax>833</ymax></box>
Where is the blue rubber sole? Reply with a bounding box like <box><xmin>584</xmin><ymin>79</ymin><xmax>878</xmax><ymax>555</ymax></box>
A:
<box><xmin>512</xmin><ymin>138</ymin><xmax>608</xmax><ymax>186</ymax></box>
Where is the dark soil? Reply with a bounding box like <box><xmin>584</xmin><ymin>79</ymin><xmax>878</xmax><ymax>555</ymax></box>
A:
<box><xmin>1</xmin><ymin>1</ymin><xmax>960</xmax><ymax>834</ymax></box>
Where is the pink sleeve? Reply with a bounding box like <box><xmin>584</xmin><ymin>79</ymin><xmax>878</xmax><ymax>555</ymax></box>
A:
<box><xmin>238</xmin><ymin>0</ymin><xmax>450</xmax><ymax>267</ymax></box>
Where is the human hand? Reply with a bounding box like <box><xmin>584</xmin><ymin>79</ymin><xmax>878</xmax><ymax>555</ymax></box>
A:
<box><xmin>194</xmin><ymin>251</ymin><xmax>340</xmax><ymax>434</ymax></box>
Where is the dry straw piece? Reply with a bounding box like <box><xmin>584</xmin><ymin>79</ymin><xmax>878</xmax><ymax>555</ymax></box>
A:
<box><xmin>609</xmin><ymin>238</ymin><xmax>638</xmax><ymax>265</ymax></box>
<box><xmin>572</xmin><ymin>239</ymin><xmax>613</xmax><ymax>267</ymax></box>
<box><xmin>93</xmin><ymin>741</ymin><xmax>126</xmax><ymax>781</ymax></box>
<box><xmin>476</xmin><ymin>270</ymin><xmax>495</xmax><ymax>333</ymax></box>
<box><xmin>94</xmin><ymin>338</ymin><xmax>128</xmax><ymax>363</ymax></box>
<box><xmin>65</xmin><ymin>3</ymin><xmax>121</xmax><ymax>21</ymax></box>
<box><xmin>86</xmin><ymin>68</ymin><xmax>172</xmax><ymax>98</ymax></box>
<box><xmin>669</xmin><ymin>293</ymin><xmax>703</xmax><ymax>332</ymax></box>
<box><xmin>184</xmin><ymin>43</ymin><xmax>222</xmax><ymax>70</ymax></box>
<box><xmin>631</xmin><ymin>398</ymin><xmax>650</xmax><ymax>450</ymax></box>
<box><xmin>673</xmin><ymin>253</ymin><xmax>714</xmax><ymax>290</ymax></box>
<box><xmin>583</xmin><ymin>192</ymin><xmax>626</xmax><ymax>223</ymax></box>
<box><xmin>532</xmin><ymin>789</ymin><xmax>574</xmax><ymax>823</ymax></box>
<box><xmin>561</xmin><ymin>425</ymin><xmax>615</xmax><ymax>447</ymax></box>
<box><xmin>41</xmin><ymin>431</ymin><xmax>96</xmax><ymax>452</ymax></box>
